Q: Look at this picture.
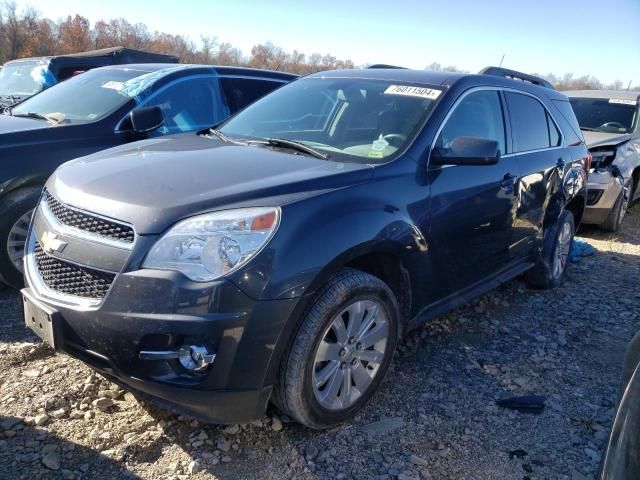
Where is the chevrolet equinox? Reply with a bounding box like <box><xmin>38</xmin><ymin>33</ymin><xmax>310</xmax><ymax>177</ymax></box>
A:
<box><xmin>23</xmin><ymin>66</ymin><xmax>588</xmax><ymax>429</ymax></box>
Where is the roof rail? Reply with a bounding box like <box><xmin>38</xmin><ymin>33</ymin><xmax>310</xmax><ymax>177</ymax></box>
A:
<box><xmin>367</xmin><ymin>64</ymin><xmax>407</xmax><ymax>69</ymax></box>
<box><xmin>479</xmin><ymin>66</ymin><xmax>555</xmax><ymax>90</ymax></box>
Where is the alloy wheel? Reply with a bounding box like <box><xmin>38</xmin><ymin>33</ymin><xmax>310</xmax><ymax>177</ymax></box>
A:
<box><xmin>312</xmin><ymin>299</ymin><xmax>389</xmax><ymax>411</ymax></box>
<box><xmin>552</xmin><ymin>221</ymin><xmax>572</xmax><ymax>279</ymax></box>
<box><xmin>6</xmin><ymin>210</ymin><xmax>32</xmax><ymax>273</ymax></box>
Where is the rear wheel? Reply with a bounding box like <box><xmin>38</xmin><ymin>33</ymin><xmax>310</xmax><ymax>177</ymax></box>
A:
<box><xmin>0</xmin><ymin>187</ymin><xmax>41</xmax><ymax>288</ymax></box>
<box><xmin>525</xmin><ymin>210</ymin><xmax>575</xmax><ymax>289</ymax></box>
<box><xmin>273</xmin><ymin>269</ymin><xmax>399</xmax><ymax>429</ymax></box>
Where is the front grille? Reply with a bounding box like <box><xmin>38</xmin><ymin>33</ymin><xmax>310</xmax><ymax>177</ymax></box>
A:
<box><xmin>45</xmin><ymin>190</ymin><xmax>134</xmax><ymax>243</ymax></box>
<box><xmin>34</xmin><ymin>243</ymin><xmax>115</xmax><ymax>299</ymax></box>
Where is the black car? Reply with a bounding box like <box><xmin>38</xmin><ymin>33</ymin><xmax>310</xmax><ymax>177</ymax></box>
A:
<box><xmin>0</xmin><ymin>63</ymin><xmax>296</xmax><ymax>287</ymax></box>
<box><xmin>22</xmin><ymin>66</ymin><xmax>588</xmax><ymax>429</ymax></box>
<box><xmin>0</xmin><ymin>46</ymin><xmax>178</xmax><ymax>110</ymax></box>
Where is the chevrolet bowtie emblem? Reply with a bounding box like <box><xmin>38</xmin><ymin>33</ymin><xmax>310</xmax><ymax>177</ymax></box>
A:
<box><xmin>40</xmin><ymin>231</ymin><xmax>67</xmax><ymax>254</ymax></box>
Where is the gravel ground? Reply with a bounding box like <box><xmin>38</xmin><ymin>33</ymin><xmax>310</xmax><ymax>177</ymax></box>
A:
<box><xmin>1</xmin><ymin>206</ymin><xmax>639</xmax><ymax>480</ymax></box>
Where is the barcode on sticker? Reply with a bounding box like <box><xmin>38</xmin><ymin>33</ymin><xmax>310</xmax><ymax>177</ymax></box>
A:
<box><xmin>609</xmin><ymin>98</ymin><xmax>637</xmax><ymax>105</ymax></box>
<box><xmin>384</xmin><ymin>85</ymin><xmax>442</xmax><ymax>100</ymax></box>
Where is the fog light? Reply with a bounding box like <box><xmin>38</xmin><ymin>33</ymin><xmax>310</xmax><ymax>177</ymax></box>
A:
<box><xmin>139</xmin><ymin>345</ymin><xmax>216</xmax><ymax>371</ymax></box>
<box><xmin>178</xmin><ymin>345</ymin><xmax>216</xmax><ymax>371</ymax></box>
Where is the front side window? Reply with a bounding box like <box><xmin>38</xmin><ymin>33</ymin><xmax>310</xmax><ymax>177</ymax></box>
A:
<box><xmin>219</xmin><ymin>78</ymin><xmax>441</xmax><ymax>164</ymax></box>
<box><xmin>569</xmin><ymin>97</ymin><xmax>637</xmax><ymax>134</ymax></box>
<box><xmin>505</xmin><ymin>92</ymin><xmax>551</xmax><ymax>152</ymax></box>
<box><xmin>11</xmin><ymin>67</ymin><xmax>146</xmax><ymax>123</ymax></box>
<box><xmin>143</xmin><ymin>77</ymin><xmax>230</xmax><ymax>135</ymax></box>
<box><xmin>436</xmin><ymin>90</ymin><xmax>506</xmax><ymax>154</ymax></box>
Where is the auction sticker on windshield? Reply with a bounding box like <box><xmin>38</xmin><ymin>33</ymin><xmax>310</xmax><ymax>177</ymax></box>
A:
<box><xmin>384</xmin><ymin>85</ymin><xmax>442</xmax><ymax>100</ymax></box>
<box><xmin>609</xmin><ymin>98</ymin><xmax>637</xmax><ymax>105</ymax></box>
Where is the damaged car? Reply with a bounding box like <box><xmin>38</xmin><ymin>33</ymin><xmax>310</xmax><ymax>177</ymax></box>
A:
<box><xmin>0</xmin><ymin>64</ymin><xmax>295</xmax><ymax>288</ymax></box>
<box><xmin>567</xmin><ymin>90</ymin><xmax>640</xmax><ymax>231</ymax></box>
<box><xmin>0</xmin><ymin>47</ymin><xmax>178</xmax><ymax>112</ymax></box>
<box><xmin>22</xmin><ymin>66</ymin><xmax>588</xmax><ymax>428</ymax></box>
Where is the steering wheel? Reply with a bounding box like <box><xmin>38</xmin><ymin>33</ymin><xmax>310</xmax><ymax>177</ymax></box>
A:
<box><xmin>599</xmin><ymin>121</ymin><xmax>626</xmax><ymax>130</ymax></box>
<box><xmin>382</xmin><ymin>133</ymin><xmax>408</xmax><ymax>146</ymax></box>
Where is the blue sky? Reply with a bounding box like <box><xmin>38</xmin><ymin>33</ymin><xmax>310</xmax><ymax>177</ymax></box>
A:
<box><xmin>14</xmin><ymin>0</ymin><xmax>640</xmax><ymax>85</ymax></box>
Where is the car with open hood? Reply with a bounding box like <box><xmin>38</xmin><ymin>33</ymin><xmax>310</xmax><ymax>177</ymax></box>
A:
<box><xmin>0</xmin><ymin>63</ymin><xmax>296</xmax><ymax>288</ymax></box>
<box><xmin>22</xmin><ymin>66</ymin><xmax>588</xmax><ymax>428</ymax></box>
<box><xmin>566</xmin><ymin>90</ymin><xmax>640</xmax><ymax>231</ymax></box>
<box><xmin>0</xmin><ymin>46</ymin><xmax>178</xmax><ymax>112</ymax></box>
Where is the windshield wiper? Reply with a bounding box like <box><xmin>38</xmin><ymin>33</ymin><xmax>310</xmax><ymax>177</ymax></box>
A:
<box><xmin>262</xmin><ymin>138</ymin><xmax>329</xmax><ymax>160</ymax></box>
<box><xmin>12</xmin><ymin>112</ymin><xmax>63</xmax><ymax>124</ymax></box>
<box><xmin>207</xmin><ymin>128</ymin><xmax>235</xmax><ymax>143</ymax></box>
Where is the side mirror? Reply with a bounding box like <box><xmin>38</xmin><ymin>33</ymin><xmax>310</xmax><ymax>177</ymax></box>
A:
<box><xmin>431</xmin><ymin>137</ymin><xmax>500</xmax><ymax>166</ymax></box>
<box><xmin>130</xmin><ymin>106</ymin><xmax>164</xmax><ymax>134</ymax></box>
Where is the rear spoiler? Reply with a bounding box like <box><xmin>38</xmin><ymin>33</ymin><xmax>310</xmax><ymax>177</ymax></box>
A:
<box><xmin>479</xmin><ymin>66</ymin><xmax>555</xmax><ymax>90</ymax></box>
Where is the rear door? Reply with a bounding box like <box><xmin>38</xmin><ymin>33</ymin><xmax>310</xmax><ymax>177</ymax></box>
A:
<box><xmin>427</xmin><ymin>88</ymin><xmax>521</xmax><ymax>295</ymax></box>
<box><xmin>503</xmin><ymin>91</ymin><xmax>570</xmax><ymax>258</ymax></box>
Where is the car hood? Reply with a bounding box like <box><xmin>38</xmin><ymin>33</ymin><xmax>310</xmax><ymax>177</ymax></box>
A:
<box><xmin>48</xmin><ymin>134</ymin><xmax>374</xmax><ymax>234</ymax></box>
<box><xmin>582</xmin><ymin>130</ymin><xmax>632</xmax><ymax>149</ymax></box>
<box><xmin>0</xmin><ymin>113</ymin><xmax>51</xmax><ymax>133</ymax></box>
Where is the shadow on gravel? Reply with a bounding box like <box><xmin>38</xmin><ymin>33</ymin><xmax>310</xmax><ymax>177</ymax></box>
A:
<box><xmin>0</xmin><ymin>288</ymin><xmax>36</xmax><ymax>344</ymax></box>
<box><xmin>0</xmin><ymin>415</ymin><xmax>139</xmax><ymax>479</ymax></box>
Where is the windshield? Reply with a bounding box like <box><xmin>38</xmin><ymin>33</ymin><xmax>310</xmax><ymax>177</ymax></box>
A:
<box><xmin>11</xmin><ymin>67</ymin><xmax>152</xmax><ymax>124</ymax></box>
<box><xmin>0</xmin><ymin>61</ymin><xmax>52</xmax><ymax>97</ymax></box>
<box><xmin>219</xmin><ymin>77</ymin><xmax>441</xmax><ymax>163</ymax></box>
<box><xmin>569</xmin><ymin>97</ymin><xmax>638</xmax><ymax>134</ymax></box>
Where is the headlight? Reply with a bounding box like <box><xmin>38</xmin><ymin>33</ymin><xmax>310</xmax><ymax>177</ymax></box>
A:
<box><xmin>143</xmin><ymin>207</ymin><xmax>280</xmax><ymax>281</ymax></box>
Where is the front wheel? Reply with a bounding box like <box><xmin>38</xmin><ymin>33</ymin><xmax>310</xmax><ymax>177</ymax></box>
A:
<box><xmin>273</xmin><ymin>269</ymin><xmax>399</xmax><ymax>429</ymax></box>
<box><xmin>525</xmin><ymin>210</ymin><xmax>575</xmax><ymax>289</ymax></box>
<box><xmin>0</xmin><ymin>187</ymin><xmax>41</xmax><ymax>288</ymax></box>
<box><xmin>601</xmin><ymin>189</ymin><xmax>628</xmax><ymax>233</ymax></box>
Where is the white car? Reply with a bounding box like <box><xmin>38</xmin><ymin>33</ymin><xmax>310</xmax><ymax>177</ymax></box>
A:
<box><xmin>567</xmin><ymin>90</ymin><xmax>640</xmax><ymax>231</ymax></box>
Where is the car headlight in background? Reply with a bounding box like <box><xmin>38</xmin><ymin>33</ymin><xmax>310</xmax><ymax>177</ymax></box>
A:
<box><xmin>143</xmin><ymin>207</ymin><xmax>280</xmax><ymax>281</ymax></box>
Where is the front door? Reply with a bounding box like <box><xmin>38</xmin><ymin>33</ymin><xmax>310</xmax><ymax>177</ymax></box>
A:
<box><xmin>425</xmin><ymin>89</ymin><xmax>520</xmax><ymax>297</ymax></box>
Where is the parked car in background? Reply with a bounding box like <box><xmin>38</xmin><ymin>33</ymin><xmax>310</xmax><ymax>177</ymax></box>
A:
<box><xmin>598</xmin><ymin>330</ymin><xmax>640</xmax><ymax>479</ymax></box>
<box><xmin>0</xmin><ymin>64</ymin><xmax>296</xmax><ymax>288</ymax></box>
<box><xmin>22</xmin><ymin>66</ymin><xmax>587</xmax><ymax>428</ymax></box>
<box><xmin>0</xmin><ymin>47</ymin><xmax>178</xmax><ymax>112</ymax></box>
<box><xmin>567</xmin><ymin>90</ymin><xmax>640</xmax><ymax>231</ymax></box>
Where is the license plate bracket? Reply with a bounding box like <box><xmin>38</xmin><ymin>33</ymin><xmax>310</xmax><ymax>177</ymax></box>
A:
<box><xmin>22</xmin><ymin>290</ymin><xmax>61</xmax><ymax>349</ymax></box>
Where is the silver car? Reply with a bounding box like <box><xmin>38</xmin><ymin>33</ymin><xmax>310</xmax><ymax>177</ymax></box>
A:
<box><xmin>567</xmin><ymin>90</ymin><xmax>640</xmax><ymax>231</ymax></box>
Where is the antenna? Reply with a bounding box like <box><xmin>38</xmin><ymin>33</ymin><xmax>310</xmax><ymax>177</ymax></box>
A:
<box><xmin>627</xmin><ymin>80</ymin><xmax>632</xmax><ymax>91</ymax></box>
<box><xmin>498</xmin><ymin>54</ymin><xmax>505</xmax><ymax>67</ymax></box>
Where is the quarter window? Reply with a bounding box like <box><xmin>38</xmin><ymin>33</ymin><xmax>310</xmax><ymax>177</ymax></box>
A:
<box><xmin>436</xmin><ymin>90</ymin><xmax>506</xmax><ymax>154</ymax></box>
<box><xmin>547</xmin><ymin>112</ymin><xmax>561</xmax><ymax>147</ymax></box>
<box><xmin>505</xmin><ymin>92</ymin><xmax>552</xmax><ymax>152</ymax></box>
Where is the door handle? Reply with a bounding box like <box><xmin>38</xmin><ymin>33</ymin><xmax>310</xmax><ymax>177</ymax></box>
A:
<box><xmin>500</xmin><ymin>173</ymin><xmax>517</xmax><ymax>194</ymax></box>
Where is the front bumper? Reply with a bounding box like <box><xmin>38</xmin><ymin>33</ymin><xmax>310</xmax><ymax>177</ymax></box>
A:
<box><xmin>22</xmin><ymin>269</ymin><xmax>301</xmax><ymax>424</ymax></box>
<box><xmin>582</xmin><ymin>170</ymin><xmax>624</xmax><ymax>225</ymax></box>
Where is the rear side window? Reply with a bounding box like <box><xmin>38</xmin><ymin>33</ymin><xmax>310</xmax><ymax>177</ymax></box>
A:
<box><xmin>505</xmin><ymin>92</ymin><xmax>551</xmax><ymax>152</ymax></box>
<box><xmin>436</xmin><ymin>90</ymin><xmax>506</xmax><ymax>155</ymax></box>
<box><xmin>552</xmin><ymin>99</ymin><xmax>585</xmax><ymax>146</ymax></box>
<box><xmin>221</xmin><ymin>78</ymin><xmax>284</xmax><ymax>112</ymax></box>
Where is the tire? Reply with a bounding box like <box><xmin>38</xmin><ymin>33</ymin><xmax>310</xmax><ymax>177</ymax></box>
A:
<box><xmin>0</xmin><ymin>186</ymin><xmax>41</xmax><ymax>289</ymax></box>
<box><xmin>273</xmin><ymin>268</ymin><xmax>400</xmax><ymax>429</ymax></box>
<box><xmin>524</xmin><ymin>210</ymin><xmax>575</xmax><ymax>290</ymax></box>
<box><xmin>601</xmin><ymin>189</ymin><xmax>628</xmax><ymax>232</ymax></box>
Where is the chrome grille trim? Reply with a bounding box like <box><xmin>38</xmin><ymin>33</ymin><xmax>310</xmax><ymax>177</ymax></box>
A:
<box><xmin>41</xmin><ymin>191</ymin><xmax>135</xmax><ymax>250</ymax></box>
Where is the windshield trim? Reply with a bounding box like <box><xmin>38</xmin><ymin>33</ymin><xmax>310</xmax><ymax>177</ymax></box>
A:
<box><xmin>218</xmin><ymin>77</ymin><xmax>447</xmax><ymax>165</ymax></box>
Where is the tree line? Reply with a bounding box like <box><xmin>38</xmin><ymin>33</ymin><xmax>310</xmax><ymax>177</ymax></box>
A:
<box><xmin>1</xmin><ymin>2</ymin><xmax>637</xmax><ymax>89</ymax></box>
